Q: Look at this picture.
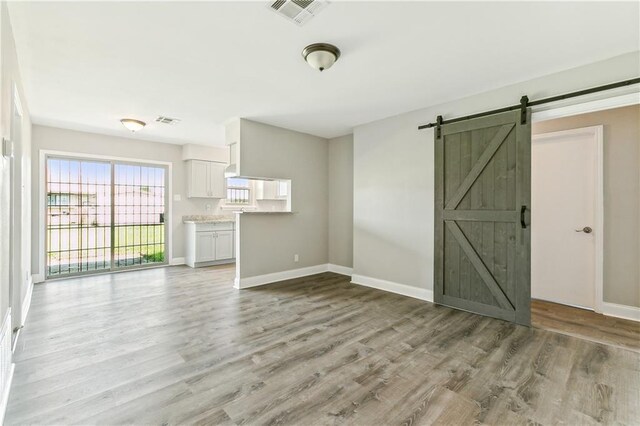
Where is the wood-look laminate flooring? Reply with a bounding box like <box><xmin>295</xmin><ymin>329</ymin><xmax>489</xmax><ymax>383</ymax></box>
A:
<box><xmin>532</xmin><ymin>299</ymin><xmax>640</xmax><ymax>353</ymax></box>
<box><xmin>6</xmin><ymin>265</ymin><xmax>640</xmax><ymax>425</ymax></box>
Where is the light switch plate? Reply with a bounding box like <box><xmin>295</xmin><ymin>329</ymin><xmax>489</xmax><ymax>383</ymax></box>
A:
<box><xmin>173</xmin><ymin>194</ymin><xmax>182</xmax><ymax>202</ymax></box>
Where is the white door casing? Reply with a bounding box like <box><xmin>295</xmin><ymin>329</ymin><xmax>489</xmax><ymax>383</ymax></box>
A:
<box><xmin>10</xmin><ymin>86</ymin><xmax>24</xmax><ymax>337</ymax></box>
<box><xmin>531</xmin><ymin>126</ymin><xmax>603</xmax><ymax>310</ymax></box>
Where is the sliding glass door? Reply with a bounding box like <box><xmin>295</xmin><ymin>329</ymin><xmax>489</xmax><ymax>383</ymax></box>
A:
<box><xmin>46</xmin><ymin>158</ymin><xmax>112</xmax><ymax>276</ymax></box>
<box><xmin>113</xmin><ymin>164</ymin><xmax>166</xmax><ymax>268</ymax></box>
<box><xmin>46</xmin><ymin>156</ymin><xmax>167</xmax><ymax>278</ymax></box>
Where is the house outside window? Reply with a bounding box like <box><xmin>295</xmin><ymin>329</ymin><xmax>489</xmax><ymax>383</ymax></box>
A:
<box><xmin>225</xmin><ymin>178</ymin><xmax>250</xmax><ymax>205</ymax></box>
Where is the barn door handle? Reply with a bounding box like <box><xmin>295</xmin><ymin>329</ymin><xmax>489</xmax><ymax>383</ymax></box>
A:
<box><xmin>520</xmin><ymin>205</ymin><xmax>527</xmax><ymax>229</ymax></box>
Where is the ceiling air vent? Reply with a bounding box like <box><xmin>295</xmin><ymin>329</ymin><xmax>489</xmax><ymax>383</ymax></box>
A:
<box><xmin>268</xmin><ymin>0</ymin><xmax>328</xmax><ymax>26</ymax></box>
<box><xmin>155</xmin><ymin>116</ymin><xmax>181</xmax><ymax>125</ymax></box>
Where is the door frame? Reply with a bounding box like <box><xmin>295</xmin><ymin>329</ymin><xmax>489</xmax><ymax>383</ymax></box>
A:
<box><xmin>531</xmin><ymin>125</ymin><xmax>604</xmax><ymax>313</ymax></box>
<box><xmin>37</xmin><ymin>150</ymin><xmax>173</xmax><ymax>282</ymax></box>
<box><xmin>430</xmin><ymin>89</ymin><xmax>638</xmax><ymax>322</ymax></box>
<box><xmin>529</xmin><ymin>88</ymin><xmax>640</xmax><ymax>320</ymax></box>
<box><xmin>9</xmin><ymin>83</ymin><xmax>24</xmax><ymax>343</ymax></box>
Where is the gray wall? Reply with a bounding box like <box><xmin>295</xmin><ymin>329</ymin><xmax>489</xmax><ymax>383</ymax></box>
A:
<box><xmin>237</xmin><ymin>119</ymin><xmax>328</xmax><ymax>278</ymax></box>
<box><xmin>1</xmin><ymin>2</ymin><xmax>33</xmax><ymax>323</ymax></box>
<box><xmin>328</xmin><ymin>134</ymin><xmax>353</xmax><ymax>268</ymax></box>
<box><xmin>533</xmin><ymin>105</ymin><xmax>640</xmax><ymax>307</ymax></box>
<box><xmin>31</xmin><ymin>125</ymin><xmax>227</xmax><ymax>278</ymax></box>
<box><xmin>353</xmin><ymin>52</ymin><xmax>640</xmax><ymax>304</ymax></box>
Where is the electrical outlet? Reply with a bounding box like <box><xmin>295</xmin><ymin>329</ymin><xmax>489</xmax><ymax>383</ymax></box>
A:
<box><xmin>205</xmin><ymin>203</ymin><xmax>212</xmax><ymax>211</ymax></box>
<box><xmin>294</xmin><ymin>254</ymin><xmax>299</xmax><ymax>262</ymax></box>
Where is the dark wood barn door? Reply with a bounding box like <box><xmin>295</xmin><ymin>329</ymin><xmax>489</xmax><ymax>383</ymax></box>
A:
<box><xmin>434</xmin><ymin>109</ymin><xmax>531</xmax><ymax>325</ymax></box>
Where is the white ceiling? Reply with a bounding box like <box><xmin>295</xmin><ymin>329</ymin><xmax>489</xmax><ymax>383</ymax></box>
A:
<box><xmin>8</xmin><ymin>1</ymin><xmax>640</xmax><ymax>146</ymax></box>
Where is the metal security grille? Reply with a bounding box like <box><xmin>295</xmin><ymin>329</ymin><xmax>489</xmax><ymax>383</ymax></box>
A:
<box><xmin>46</xmin><ymin>158</ymin><xmax>112</xmax><ymax>276</ymax></box>
<box><xmin>226</xmin><ymin>188</ymin><xmax>249</xmax><ymax>204</ymax></box>
<box><xmin>226</xmin><ymin>178</ymin><xmax>250</xmax><ymax>204</ymax></box>
<box><xmin>113</xmin><ymin>164</ymin><xmax>166</xmax><ymax>267</ymax></box>
<box><xmin>45</xmin><ymin>157</ymin><xmax>167</xmax><ymax>278</ymax></box>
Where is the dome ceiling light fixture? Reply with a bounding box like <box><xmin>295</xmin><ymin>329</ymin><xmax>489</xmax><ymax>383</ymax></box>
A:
<box><xmin>120</xmin><ymin>118</ymin><xmax>146</xmax><ymax>132</ymax></box>
<box><xmin>302</xmin><ymin>43</ymin><xmax>341</xmax><ymax>72</ymax></box>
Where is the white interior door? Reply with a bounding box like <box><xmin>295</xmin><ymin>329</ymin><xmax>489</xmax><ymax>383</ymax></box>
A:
<box><xmin>532</xmin><ymin>126</ymin><xmax>601</xmax><ymax>310</ymax></box>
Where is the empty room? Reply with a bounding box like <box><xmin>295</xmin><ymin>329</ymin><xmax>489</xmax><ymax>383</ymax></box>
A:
<box><xmin>0</xmin><ymin>1</ymin><xmax>638</xmax><ymax>425</ymax></box>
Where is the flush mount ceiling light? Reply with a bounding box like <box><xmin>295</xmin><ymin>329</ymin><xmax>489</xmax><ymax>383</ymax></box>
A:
<box><xmin>302</xmin><ymin>43</ymin><xmax>341</xmax><ymax>72</ymax></box>
<box><xmin>120</xmin><ymin>118</ymin><xmax>146</xmax><ymax>132</ymax></box>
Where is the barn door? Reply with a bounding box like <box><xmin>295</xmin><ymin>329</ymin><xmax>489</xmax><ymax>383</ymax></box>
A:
<box><xmin>434</xmin><ymin>109</ymin><xmax>531</xmax><ymax>325</ymax></box>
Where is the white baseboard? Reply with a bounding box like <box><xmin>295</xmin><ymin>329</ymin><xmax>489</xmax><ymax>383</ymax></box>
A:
<box><xmin>170</xmin><ymin>257</ymin><xmax>186</xmax><ymax>266</ymax></box>
<box><xmin>0</xmin><ymin>310</ymin><xmax>14</xmax><ymax>425</ymax></box>
<box><xmin>0</xmin><ymin>363</ymin><xmax>14</xmax><ymax>425</ymax></box>
<box><xmin>327</xmin><ymin>264</ymin><xmax>353</xmax><ymax>276</ymax></box>
<box><xmin>236</xmin><ymin>264</ymin><xmax>330</xmax><ymax>289</ymax></box>
<box><xmin>13</xmin><ymin>276</ymin><xmax>35</xmax><ymax>352</ymax></box>
<box><xmin>351</xmin><ymin>274</ymin><xmax>433</xmax><ymax>302</ymax></box>
<box><xmin>32</xmin><ymin>273</ymin><xmax>44</xmax><ymax>284</ymax></box>
<box><xmin>601</xmin><ymin>302</ymin><xmax>640</xmax><ymax>322</ymax></box>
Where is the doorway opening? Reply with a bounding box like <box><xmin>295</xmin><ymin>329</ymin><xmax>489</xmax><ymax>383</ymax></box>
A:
<box><xmin>531</xmin><ymin>125</ymin><xmax>603</xmax><ymax>311</ymax></box>
<box><xmin>530</xmin><ymin>103</ymin><xmax>640</xmax><ymax>349</ymax></box>
<box><xmin>45</xmin><ymin>156</ymin><xmax>168</xmax><ymax>278</ymax></box>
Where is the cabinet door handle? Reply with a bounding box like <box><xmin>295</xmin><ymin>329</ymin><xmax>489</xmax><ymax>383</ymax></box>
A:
<box><xmin>520</xmin><ymin>205</ymin><xmax>527</xmax><ymax>229</ymax></box>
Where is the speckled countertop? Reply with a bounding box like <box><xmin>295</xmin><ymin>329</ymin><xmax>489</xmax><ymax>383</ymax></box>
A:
<box><xmin>182</xmin><ymin>215</ymin><xmax>235</xmax><ymax>224</ymax></box>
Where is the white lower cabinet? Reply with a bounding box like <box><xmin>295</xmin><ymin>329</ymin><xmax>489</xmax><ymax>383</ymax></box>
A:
<box><xmin>195</xmin><ymin>232</ymin><xmax>216</xmax><ymax>262</ymax></box>
<box><xmin>185</xmin><ymin>222</ymin><xmax>235</xmax><ymax>267</ymax></box>
<box><xmin>214</xmin><ymin>230</ymin><xmax>234</xmax><ymax>260</ymax></box>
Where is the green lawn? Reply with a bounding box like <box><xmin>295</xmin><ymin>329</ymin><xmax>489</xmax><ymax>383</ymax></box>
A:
<box><xmin>114</xmin><ymin>224</ymin><xmax>165</xmax><ymax>261</ymax></box>
<box><xmin>47</xmin><ymin>224</ymin><xmax>166</xmax><ymax>267</ymax></box>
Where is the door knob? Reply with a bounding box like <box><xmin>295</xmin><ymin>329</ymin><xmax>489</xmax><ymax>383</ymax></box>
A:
<box><xmin>575</xmin><ymin>227</ymin><xmax>592</xmax><ymax>234</ymax></box>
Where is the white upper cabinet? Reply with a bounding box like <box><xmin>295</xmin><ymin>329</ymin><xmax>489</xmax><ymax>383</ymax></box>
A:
<box><xmin>188</xmin><ymin>160</ymin><xmax>210</xmax><ymax>198</ymax></box>
<box><xmin>225</xmin><ymin>119</ymin><xmax>241</xmax><ymax>177</ymax></box>
<box><xmin>187</xmin><ymin>160</ymin><xmax>226</xmax><ymax>198</ymax></box>
<box><xmin>208</xmin><ymin>162</ymin><xmax>226</xmax><ymax>198</ymax></box>
<box><xmin>255</xmin><ymin>180</ymin><xmax>276</xmax><ymax>200</ymax></box>
<box><xmin>255</xmin><ymin>179</ymin><xmax>287</xmax><ymax>200</ymax></box>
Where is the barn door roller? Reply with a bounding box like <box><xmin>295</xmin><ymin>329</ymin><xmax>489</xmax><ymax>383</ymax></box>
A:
<box><xmin>520</xmin><ymin>95</ymin><xmax>529</xmax><ymax>124</ymax></box>
<box><xmin>435</xmin><ymin>115</ymin><xmax>443</xmax><ymax>139</ymax></box>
